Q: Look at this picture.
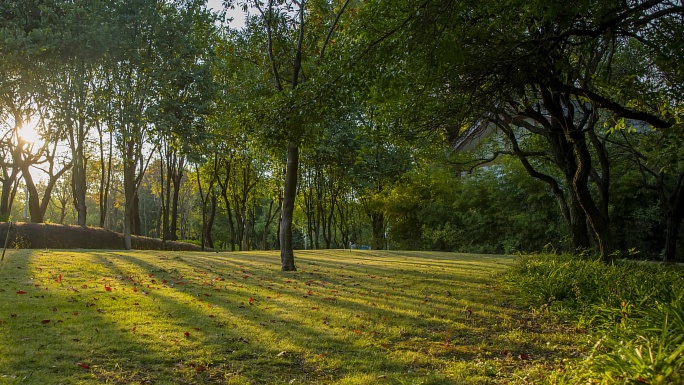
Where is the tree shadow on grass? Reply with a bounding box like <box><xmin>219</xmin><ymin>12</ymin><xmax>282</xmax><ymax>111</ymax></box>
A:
<box><xmin>0</xmin><ymin>250</ymin><xmax>583</xmax><ymax>384</ymax></box>
<box><xmin>0</xmin><ymin>250</ymin><xmax>204</xmax><ymax>384</ymax></box>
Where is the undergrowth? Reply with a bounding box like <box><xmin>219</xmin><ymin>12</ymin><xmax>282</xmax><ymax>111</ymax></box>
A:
<box><xmin>504</xmin><ymin>254</ymin><xmax>684</xmax><ymax>384</ymax></box>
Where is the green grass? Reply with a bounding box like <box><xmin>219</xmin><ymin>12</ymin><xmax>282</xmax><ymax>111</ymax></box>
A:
<box><xmin>0</xmin><ymin>250</ymin><xmax>585</xmax><ymax>384</ymax></box>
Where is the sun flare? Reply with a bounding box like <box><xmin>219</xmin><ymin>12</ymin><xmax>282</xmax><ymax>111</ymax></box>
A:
<box><xmin>18</xmin><ymin>120</ymin><xmax>41</xmax><ymax>144</ymax></box>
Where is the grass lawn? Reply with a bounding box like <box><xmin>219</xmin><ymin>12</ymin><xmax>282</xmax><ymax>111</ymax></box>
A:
<box><xmin>0</xmin><ymin>250</ymin><xmax>586</xmax><ymax>384</ymax></box>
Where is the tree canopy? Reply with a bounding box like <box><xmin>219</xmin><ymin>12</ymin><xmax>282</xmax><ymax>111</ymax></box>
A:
<box><xmin>0</xmin><ymin>0</ymin><xmax>682</xmax><ymax>263</ymax></box>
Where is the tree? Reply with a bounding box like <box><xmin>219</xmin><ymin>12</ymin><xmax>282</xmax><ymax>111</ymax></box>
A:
<box><xmin>225</xmin><ymin>0</ymin><xmax>361</xmax><ymax>270</ymax></box>
<box><xmin>41</xmin><ymin>0</ymin><xmax>111</xmax><ymax>227</ymax></box>
<box><xmin>104</xmin><ymin>0</ymin><xmax>216</xmax><ymax>249</ymax></box>
<box><xmin>377</xmin><ymin>0</ymin><xmax>683</xmax><ymax>260</ymax></box>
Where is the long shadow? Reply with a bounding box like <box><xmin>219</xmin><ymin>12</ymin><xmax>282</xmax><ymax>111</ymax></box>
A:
<box><xmin>120</xmin><ymin>251</ymin><xmax>569</xmax><ymax>382</ymax></box>
<box><xmin>116</xmin><ymin>253</ymin><xmax>445</xmax><ymax>382</ymax></box>
<box><xmin>0</xmin><ymin>250</ymin><xmax>208</xmax><ymax>384</ymax></box>
<box><xmin>0</xmin><ymin>249</ymin><xmax>580</xmax><ymax>384</ymax></box>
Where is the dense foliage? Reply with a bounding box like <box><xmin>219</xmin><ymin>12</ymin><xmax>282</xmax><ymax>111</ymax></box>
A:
<box><xmin>0</xmin><ymin>0</ymin><xmax>682</xmax><ymax>261</ymax></box>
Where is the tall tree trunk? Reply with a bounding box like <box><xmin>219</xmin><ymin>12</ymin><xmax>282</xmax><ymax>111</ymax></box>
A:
<box><xmin>225</xmin><ymin>198</ymin><xmax>235</xmax><ymax>251</ymax></box>
<box><xmin>371</xmin><ymin>211</ymin><xmax>385</xmax><ymax>250</ymax></box>
<box><xmin>196</xmin><ymin>167</ymin><xmax>206</xmax><ymax>251</ymax></box>
<box><xmin>98</xmin><ymin>127</ymin><xmax>113</xmax><ymax>228</ymax></box>
<box><xmin>280</xmin><ymin>142</ymin><xmax>298</xmax><ymax>271</ymax></box>
<box><xmin>566</xmin><ymin>179</ymin><xmax>591</xmax><ymax>250</ymax></box>
<box><xmin>170</xmin><ymin>159</ymin><xmax>183</xmax><ymax>241</ymax></box>
<box><xmin>71</xmin><ymin>114</ymin><xmax>88</xmax><ymax>227</ymax></box>
<box><xmin>242</xmin><ymin>213</ymin><xmax>250</xmax><ymax>251</ymax></box>
<box><xmin>570</xmin><ymin>130</ymin><xmax>614</xmax><ymax>260</ymax></box>
<box><xmin>159</xmin><ymin>151</ymin><xmax>167</xmax><ymax>242</ymax></box>
<box><xmin>132</xmin><ymin>192</ymin><xmax>142</xmax><ymax>236</ymax></box>
<box><xmin>337</xmin><ymin>200</ymin><xmax>350</xmax><ymax>248</ymax></box>
<box><xmin>123</xmin><ymin>141</ymin><xmax>136</xmax><ymax>250</ymax></box>
<box><xmin>72</xmin><ymin>156</ymin><xmax>88</xmax><ymax>226</ymax></box>
<box><xmin>206</xmin><ymin>192</ymin><xmax>216</xmax><ymax>249</ymax></box>
<box><xmin>326</xmin><ymin>193</ymin><xmax>335</xmax><ymax>249</ymax></box>
<box><xmin>262</xmin><ymin>198</ymin><xmax>279</xmax><ymax>250</ymax></box>
<box><xmin>304</xmin><ymin>185</ymin><xmax>313</xmax><ymax>249</ymax></box>
<box><xmin>22</xmin><ymin>169</ymin><xmax>43</xmax><ymax>223</ymax></box>
<box><xmin>160</xmin><ymin>145</ymin><xmax>169</xmax><ymax>242</ymax></box>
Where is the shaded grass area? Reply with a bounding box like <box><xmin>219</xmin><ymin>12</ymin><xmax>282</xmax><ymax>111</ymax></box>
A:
<box><xmin>0</xmin><ymin>250</ymin><xmax>585</xmax><ymax>384</ymax></box>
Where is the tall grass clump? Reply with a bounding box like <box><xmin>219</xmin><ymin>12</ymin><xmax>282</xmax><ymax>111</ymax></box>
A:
<box><xmin>504</xmin><ymin>254</ymin><xmax>684</xmax><ymax>384</ymax></box>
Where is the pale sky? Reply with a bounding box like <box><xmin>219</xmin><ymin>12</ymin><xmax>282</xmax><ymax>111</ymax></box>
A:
<box><xmin>206</xmin><ymin>0</ymin><xmax>248</xmax><ymax>30</ymax></box>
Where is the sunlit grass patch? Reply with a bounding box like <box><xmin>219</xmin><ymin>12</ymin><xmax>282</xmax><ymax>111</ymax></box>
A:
<box><xmin>0</xmin><ymin>250</ymin><xmax>585</xmax><ymax>384</ymax></box>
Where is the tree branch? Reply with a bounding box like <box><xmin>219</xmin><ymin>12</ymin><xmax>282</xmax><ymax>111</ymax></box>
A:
<box><xmin>550</xmin><ymin>82</ymin><xmax>672</xmax><ymax>128</ymax></box>
<box><xmin>255</xmin><ymin>0</ymin><xmax>284</xmax><ymax>91</ymax></box>
<box><xmin>320</xmin><ymin>0</ymin><xmax>351</xmax><ymax>61</ymax></box>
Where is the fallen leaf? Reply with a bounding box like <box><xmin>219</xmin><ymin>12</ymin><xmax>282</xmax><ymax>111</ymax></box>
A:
<box><xmin>16</xmin><ymin>291</ymin><xmax>27</xmax><ymax>295</ymax></box>
<box><xmin>77</xmin><ymin>362</ymin><xmax>90</xmax><ymax>369</ymax></box>
<box><xmin>276</xmin><ymin>351</ymin><xmax>287</xmax><ymax>357</ymax></box>
<box><xmin>184</xmin><ymin>331</ymin><xmax>190</xmax><ymax>337</ymax></box>
<box><xmin>41</xmin><ymin>319</ymin><xmax>51</xmax><ymax>324</ymax></box>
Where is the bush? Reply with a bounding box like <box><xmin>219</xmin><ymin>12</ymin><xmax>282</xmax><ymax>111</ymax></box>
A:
<box><xmin>504</xmin><ymin>254</ymin><xmax>684</xmax><ymax>383</ymax></box>
<box><xmin>590</xmin><ymin>293</ymin><xmax>684</xmax><ymax>384</ymax></box>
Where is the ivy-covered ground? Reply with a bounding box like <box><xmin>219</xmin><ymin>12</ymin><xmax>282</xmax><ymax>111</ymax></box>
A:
<box><xmin>0</xmin><ymin>250</ymin><xmax>586</xmax><ymax>384</ymax></box>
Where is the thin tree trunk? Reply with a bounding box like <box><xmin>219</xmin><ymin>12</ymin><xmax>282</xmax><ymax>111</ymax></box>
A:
<box><xmin>280</xmin><ymin>142</ymin><xmax>298</xmax><ymax>271</ymax></box>
<box><xmin>71</xmin><ymin>114</ymin><xmax>88</xmax><ymax>227</ymax></box>
<box><xmin>206</xmin><ymin>192</ymin><xmax>216</xmax><ymax>249</ymax></box>
<box><xmin>98</xmin><ymin>127</ymin><xmax>113</xmax><ymax>228</ymax></box>
<box><xmin>196</xmin><ymin>166</ymin><xmax>206</xmax><ymax>251</ymax></box>
<box><xmin>123</xmin><ymin>157</ymin><xmax>135</xmax><ymax>250</ymax></box>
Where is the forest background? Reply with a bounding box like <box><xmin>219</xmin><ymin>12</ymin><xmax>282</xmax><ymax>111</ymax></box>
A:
<box><xmin>1</xmin><ymin>0</ymin><xmax>682</xmax><ymax>264</ymax></box>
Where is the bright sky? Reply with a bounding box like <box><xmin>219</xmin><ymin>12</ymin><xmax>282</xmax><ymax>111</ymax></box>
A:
<box><xmin>206</xmin><ymin>0</ymin><xmax>248</xmax><ymax>30</ymax></box>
